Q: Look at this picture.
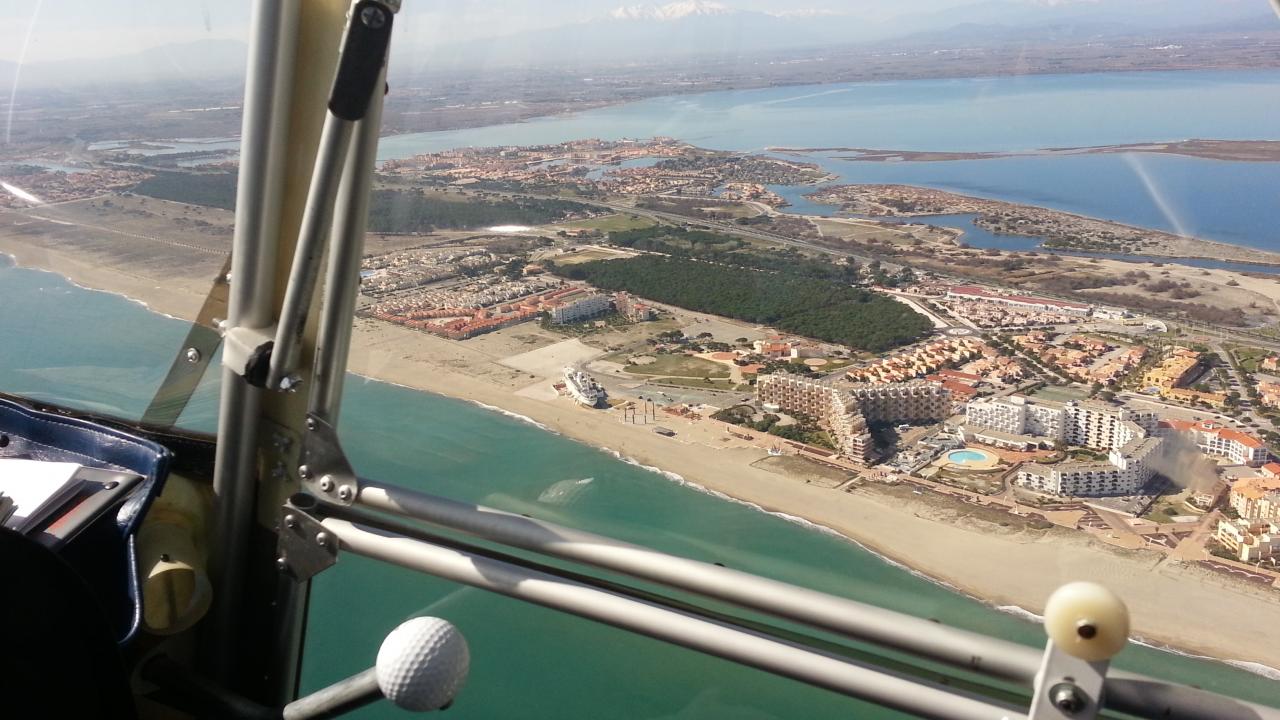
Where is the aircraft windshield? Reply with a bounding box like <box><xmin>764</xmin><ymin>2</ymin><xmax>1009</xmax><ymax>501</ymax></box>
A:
<box><xmin>3</xmin><ymin>1</ymin><xmax>1280</xmax><ymax>717</ymax></box>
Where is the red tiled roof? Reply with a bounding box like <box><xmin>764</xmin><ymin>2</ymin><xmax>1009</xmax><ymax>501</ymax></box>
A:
<box><xmin>941</xmin><ymin>380</ymin><xmax>979</xmax><ymax>397</ymax></box>
<box><xmin>1220</xmin><ymin>429</ymin><xmax>1264</xmax><ymax>450</ymax></box>
<box><xmin>937</xmin><ymin>369</ymin><xmax>981</xmax><ymax>383</ymax></box>
<box><xmin>1161</xmin><ymin>419</ymin><xmax>1264</xmax><ymax>450</ymax></box>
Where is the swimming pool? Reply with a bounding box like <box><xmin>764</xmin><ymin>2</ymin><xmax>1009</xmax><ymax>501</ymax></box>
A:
<box><xmin>946</xmin><ymin>449</ymin><xmax>989</xmax><ymax>465</ymax></box>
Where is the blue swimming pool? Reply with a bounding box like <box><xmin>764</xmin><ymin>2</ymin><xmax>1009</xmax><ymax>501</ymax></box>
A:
<box><xmin>946</xmin><ymin>450</ymin><xmax>988</xmax><ymax>465</ymax></box>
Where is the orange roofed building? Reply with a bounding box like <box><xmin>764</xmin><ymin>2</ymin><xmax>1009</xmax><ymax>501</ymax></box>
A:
<box><xmin>1157</xmin><ymin>419</ymin><xmax>1269</xmax><ymax>467</ymax></box>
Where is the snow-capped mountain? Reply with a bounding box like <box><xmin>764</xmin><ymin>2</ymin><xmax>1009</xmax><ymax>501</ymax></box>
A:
<box><xmin>609</xmin><ymin>1</ymin><xmax>735</xmax><ymax>22</ymax></box>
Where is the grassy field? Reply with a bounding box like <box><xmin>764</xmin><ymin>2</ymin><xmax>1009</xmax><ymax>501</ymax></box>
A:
<box><xmin>621</xmin><ymin>354</ymin><xmax>730</xmax><ymax>378</ymax></box>
<box><xmin>1029</xmin><ymin>384</ymin><xmax>1092</xmax><ymax>403</ymax></box>
<box><xmin>554</xmin><ymin>247</ymin><xmax>638</xmax><ymax>265</ymax></box>
<box><xmin>648</xmin><ymin>377</ymin><xmax>752</xmax><ymax>391</ymax></box>
<box><xmin>1232</xmin><ymin>345</ymin><xmax>1272</xmax><ymax>373</ymax></box>
<box><xmin>561</xmin><ymin>214</ymin><xmax>658</xmax><ymax>233</ymax></box>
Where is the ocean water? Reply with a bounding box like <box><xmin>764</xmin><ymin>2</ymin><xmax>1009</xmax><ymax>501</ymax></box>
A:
<box><xmin>378</xmin><ymin>69</ymin><xmax>1280</xmax><ymax>255</ymax></box>
<box><xmin>2</xmin><ymin>255</ymin><xmax>1278</xmax><ymax>716</ymax></box>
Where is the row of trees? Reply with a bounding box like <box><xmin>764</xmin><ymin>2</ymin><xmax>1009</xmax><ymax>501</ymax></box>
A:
<box><xmin>367</xmin><ymin>189</ymin><xmax>596</xmax><ymax>233</ymax></box>
<box><xmin>132</xmin><ymin>171</ymin><xmax>238</xmax><ymax>210</ymax></box>
<box><xmin>556</xmin><ymin>256</ymin><xmax>930</xmax><ymax>352</ymax></box>
<box><xmin>607</xmin><ymin>226</ymin><xmax>861</xmax><ymax>284</ymax></box>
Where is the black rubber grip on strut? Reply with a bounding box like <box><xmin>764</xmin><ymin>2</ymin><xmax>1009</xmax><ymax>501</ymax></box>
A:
<box><xmin>329</xmin><ymin>0</ymin><xmax>393</xmax><ymax>121</ymax></box>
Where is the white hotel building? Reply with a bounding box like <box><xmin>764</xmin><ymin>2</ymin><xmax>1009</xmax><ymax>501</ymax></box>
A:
<box><xmin>1156</xmin><ymin>420</ymin><xmax>1268</xmax><ymax>467</ymax></box>
<box><xmin>548</xmin><ymin>293</ymin><xmax>611</xmax><ymax>324</ymax></box>
<box><xmin>964</xmin><ymin>395</ymin><xmax>1162</xmax><ymax>496</ymax></box>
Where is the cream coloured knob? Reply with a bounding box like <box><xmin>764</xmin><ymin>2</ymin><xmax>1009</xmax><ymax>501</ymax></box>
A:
<box><xmin>1043</xmin><ymin>582</ymin><xmax>1129</xmax><ymax>661</ymax></box>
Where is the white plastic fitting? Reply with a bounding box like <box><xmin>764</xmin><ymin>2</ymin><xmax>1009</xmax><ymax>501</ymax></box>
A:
<box><xmin>1043</xmin><ymin>581</ymin><xmax>1130</xmax><ymax>662</ymax></box>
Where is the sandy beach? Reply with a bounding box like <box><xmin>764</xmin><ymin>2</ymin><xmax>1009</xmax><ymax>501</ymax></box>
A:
<box><xmin>4</xmin><ymin>233</ymin><xmax>1280</xmax><ymax>675</ymax></box>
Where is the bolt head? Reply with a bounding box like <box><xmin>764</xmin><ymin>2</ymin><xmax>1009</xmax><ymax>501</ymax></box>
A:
<box><xmin>315</xmin><ymin>532</ymin><xmax>330</xmax><ymax>547</ymax></box>
<box><xmin>1049</xmin><ymin>683</ymin><xmax>1086</xmax><ymax>715</ymax></box>
<box><xmin>360</xmin><ymin>5</ymin><xmax>387</xmax><ymax>28</ymax></box>
<box><xmin>319</xmin><ymin>475</ymin><xmax>335</xmax><ymax>492</ymax></box>
<box><xmin>184</xmin><ymin>347</ymin><xmax>202</xmax><ymax>363</ymax></box>
<box><xmin>276</xmin><ymin>556</ymin><xmax>288</xmax><ymax>572</ymax></box>
<box><xmin>338</xmin><ymin>485</ymin><xmax>353</xmax><ymax>501</ymax></box>
<box><xmin>299</xmin><ymin>465</ymin><xmax>312</xmax><ymax>480</ymax></box>
<box><xmin>284</xmin><ymin>514</ymin><xmax>297</xmax><ymax>529</ymax></box>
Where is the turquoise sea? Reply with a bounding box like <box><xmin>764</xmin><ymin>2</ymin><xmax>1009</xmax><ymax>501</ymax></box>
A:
<box><xmin>5</xmin><ymin>69</ymin><xmax>1280</xmax><ymax>717</ymax></box>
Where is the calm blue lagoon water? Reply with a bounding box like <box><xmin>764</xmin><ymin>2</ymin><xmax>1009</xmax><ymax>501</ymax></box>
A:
<box><xmin>379</xmin><ymin>69</ymin><xmax>1280</xmax><ymax>257</ymax></box>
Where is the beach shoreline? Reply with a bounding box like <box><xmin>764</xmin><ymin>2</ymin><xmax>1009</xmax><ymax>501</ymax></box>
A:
<box><xmin>4</xmin><ymin>241</ymin><xmax>1280</xmax><ymax>677</ymax></box>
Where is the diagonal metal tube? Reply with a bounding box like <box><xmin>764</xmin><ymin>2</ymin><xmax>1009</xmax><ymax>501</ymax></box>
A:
<box><xmin>349</xmin><ymin>480</ymin><xmax>1280</xmax><ymax>720</ymax></box>
<box><xmin>322</xmin><ymin>517</ymin><xmax>1027</xmax><ymax>720</ymax></box>
<box><xmin>355</xmin><ymin>480</ymin><xmax>1038</xmax><ymax>680</ymax></box>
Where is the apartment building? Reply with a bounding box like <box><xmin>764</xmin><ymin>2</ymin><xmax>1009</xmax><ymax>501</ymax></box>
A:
<box><xmin>1142</xmin><ymin>347</ymin><xmax>1203</xmax><ymax>390</ymax></box>
<box><xmin>757</xmin><ymin>375</ymin><xmax>951</xmax><ymax>463</ymax></box>
<box><xmin>848</xmin><ymin>382</ymin><xmax>952</xmax><ymax>424</ymax></box>
<box><xmin>548</xmin><ymin>293</ymin><xmax>611</xmax><ymax>324</ymax></box>
<box><xmin>1157</xmin><ymin>420</ymin><xmax>1268</xmax><ymax>467</ymax></box>
<box><xmin>1229</xmin><ymin>476</ymin><xmax>1280</xmax><ymax>522</ymax></box>
<box><xmin>612</xmin><ymin>292</ymin><xmax>654</xmax><ymax>322</ymax></box>
<box><xmin>966</xmin><ymin>395</ymin><xmax>1161</xmax><ymax>496</ymax></box>
<box><xmin>1016</xmin><ymin>435</ymin><xmax>1163</xmax><ymax>496</ymax></box>
<box><xmin>965</xmin><ymin>395</ymin><xmax>1066</xmax><ymax>444</ymax></box>
<box><xmin>758</xmin><ymin>373</ymin><xmax>840</xmax><ymax>419</ymax></box>
<box><xmin>1215</xmin><ymin>518</ymin><xmax>1280</xmax><ymax>563</ymax></box>
<box><xmin>1062</xmin><ymin>401</ymin><xmax>1157</xmax><ymax>451</ymax></box>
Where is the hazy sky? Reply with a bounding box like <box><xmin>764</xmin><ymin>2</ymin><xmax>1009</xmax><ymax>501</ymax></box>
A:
<box><xmin>0</xmin><ymin>0</ymin><xmax>1263</xmax><ymax>64</ymax></box>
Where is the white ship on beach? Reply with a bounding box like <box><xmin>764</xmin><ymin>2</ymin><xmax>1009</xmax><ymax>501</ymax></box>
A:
<box><xmin>563</xmin><ymin>366</ymin><xmax>606</xmax><ymax>408</ymax></box>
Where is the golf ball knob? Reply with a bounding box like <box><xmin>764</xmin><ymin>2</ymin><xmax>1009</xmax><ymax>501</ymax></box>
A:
<box><xmin>376</xmin><ymin>617</ymin><xmax>470</xmax><ymax>711</ymax></box>
<box><xmin>1043</xmin><ymin>582</ymin><xmax>1129</xmax><ymax>662</ymax></box>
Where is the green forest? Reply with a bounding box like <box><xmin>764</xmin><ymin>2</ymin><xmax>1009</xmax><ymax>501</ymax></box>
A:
<box><xmin>367</xmin><ymin>189</ymin><xmax>595</xmax><ymax>232</ymax></box>
<box><xmin>607</xmin><ymin>226</ymin><xmax>861</xmax><ymax>284</ymax></box>
<box><xmin>556</xmin><ymin>256</ymin><xmax>929</xmax><ymax>352</ymax></box>
<box><xmin>132</xmin><ymin>171</ymin><xmax>238</xmax><ymax>210</ymax></box>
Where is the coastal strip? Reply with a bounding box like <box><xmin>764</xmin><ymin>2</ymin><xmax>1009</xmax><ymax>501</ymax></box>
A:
<box><xmin>2</xmin><ymin>240</ymin><xmax>1279</xmax><ymax>675</ymax></box>
<box><xmin>770</xmin><ymin>139</ymin><xmax>1280</xmax><ymax>163</ymax></box>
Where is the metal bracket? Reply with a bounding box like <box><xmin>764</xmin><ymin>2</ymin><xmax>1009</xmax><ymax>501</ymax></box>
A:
<box><xmin>299</xmin><ymin>413</ymin><xmax>360</xmax><ymax>505</ymax></box>
<box><xmin>1029</xmin><ymin>640</ymin><xmax>1108</xmax><ymax>720</ymax></box>
<box><xmin>222</xmin><ymin>324</ymin><xmax>278</xmax><ymax>388</ymax></box>
<box><xmin>277</xmin><ymin>497</ymin><xmax>338</xmax><ymax>582</ymax></box>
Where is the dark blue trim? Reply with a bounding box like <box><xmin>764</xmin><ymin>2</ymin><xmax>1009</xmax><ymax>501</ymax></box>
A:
<box><xmin>0</xmin><ymin>397</ymin><xmax>172</xmax><ymax>644</ymax></box>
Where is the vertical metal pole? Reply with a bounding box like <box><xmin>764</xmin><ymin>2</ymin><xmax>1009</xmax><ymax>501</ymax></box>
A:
<box><xmin>208</xmin><ymin>0</ymin><xmax>299</xmax><ymax>682</ymax></box>
<box><xmin>309</xmin><ymin>66</ymin><xmax>387</xmax><ymax>424</ymax></box>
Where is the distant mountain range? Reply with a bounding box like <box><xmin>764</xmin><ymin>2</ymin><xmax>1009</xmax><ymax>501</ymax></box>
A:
<box><xmin>0</xmin><ymin>39</ymin><xmax>246</xmax><ymax>91</ymax></box>
<box><xmin>406</xmin><ymin>0</ymin><xmax>1278</xmax><ymax>71</ymax></box>
<box><xmin>3</xmin><ymin>0</ymin><xmax>1275</xmax><ymax>89</ymax></box>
